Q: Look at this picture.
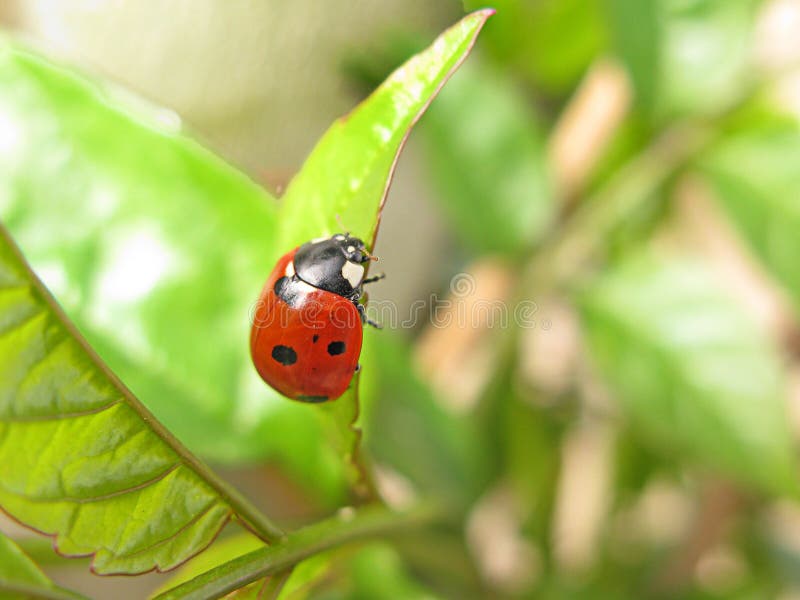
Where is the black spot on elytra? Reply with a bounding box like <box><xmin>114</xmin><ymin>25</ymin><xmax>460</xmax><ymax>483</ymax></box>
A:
<box><xmin>271</xmin><ymin>345</ymin><xmax>297</xmax><ymax>366</ymax></box>
<box><xmin>312</xmin><ymin>334</ymin><xmax>319</xmax><ymax>343</ymax></box>
<box><xmin>327</xmin><ymin>341</ymin><xmax>346</xmax><ymax>356</ymax></box>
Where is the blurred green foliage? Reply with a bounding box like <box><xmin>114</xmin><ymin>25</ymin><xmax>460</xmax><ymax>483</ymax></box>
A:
<box><xmin>421</xmin><ymin>58</ymin><xmax>553</xmax><ymax>255</ymax></box>
<box><xmin>580</xmin><ymin>255</ymin><xmax>797</xmax><ymax>496</ymax></box>
<box><xmin>701</xmin><ymin>110</ymin><xmax>800</xmax><ymax>312</ymax></box>
<box><xmin>464</xmin><ymin>0</ymin><xmax>607</xmax><ymax>94</ymax></box>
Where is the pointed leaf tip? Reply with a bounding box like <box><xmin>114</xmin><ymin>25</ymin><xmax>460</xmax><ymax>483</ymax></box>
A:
<box><xmin>276</xmin><ymin>9</ymin><xmax>494</xmax><ymax>254</ymax></box>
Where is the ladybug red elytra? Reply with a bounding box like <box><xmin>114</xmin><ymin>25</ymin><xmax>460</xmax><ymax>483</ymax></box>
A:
<box><xmin>250</xmin><ymin>233</ymin><xmax>383</xmax><ymax>402</ymax></box>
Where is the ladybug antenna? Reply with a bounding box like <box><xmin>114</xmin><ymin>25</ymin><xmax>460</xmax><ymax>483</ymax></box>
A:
<box><xmin>334</xmin><ymin>214</ymin><xmax>349</xmax><ymax>235</ymax></box>
<box><xmin>362</xmin><ymin>249</ymin><xmax>379</xmax><ymax>262</ymax></box>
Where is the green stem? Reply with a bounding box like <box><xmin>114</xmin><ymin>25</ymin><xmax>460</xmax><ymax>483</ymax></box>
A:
<box><xmin>0</xmin><ymin>224</ymin><xmax>285</xmax><ymax>545</ymax></box>
<box><xmin>153</xmin><ymin>503</ymin><xmax>442</xmax><ymax>600</ymax></box>
<box><xmin>317</xmin><ymin>383</ymin><xmax>380</xmax><ymax>504</ymax></box>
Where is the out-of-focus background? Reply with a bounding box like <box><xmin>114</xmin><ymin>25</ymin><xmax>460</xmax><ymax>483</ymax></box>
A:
<box><xmin>5</xmin><ymin>0</ymin><xmax>800</xmax><ymax>598</ymax></box>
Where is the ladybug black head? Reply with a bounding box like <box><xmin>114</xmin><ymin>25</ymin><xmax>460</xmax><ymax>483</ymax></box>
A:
<box><xmin>293</xmin><ymin>233</ymin><xmax>374</xmax><ymax>298</ymax></box>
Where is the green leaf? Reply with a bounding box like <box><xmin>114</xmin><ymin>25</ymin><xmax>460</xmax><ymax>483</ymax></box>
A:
<box><xmin>0</xmin><ymin>531</ymin><xmax>86</xmax><ymax>600</ymax></box>
<box><xmin>272</xmin><ymin>9</ymin><xmax>492</xmax><ymax>497</ymax></box>
<box><xmin>699</xmin><ymin>114</ymin><xmax>800</xmax><ymax>314</ymax></box>
<box><xmin>276</xmin><ymin>554</ymin><xmax>333</xmax><ymax>600</ymax></box>
<box><xmin>463</xmin><ymin>0</ymin><xmax>606</xmax><ymax>94</ymax></box>
<box><xmin>0</xmin><ymin>226</ymin><xmax>282</xmax><ymax>575</ymax></box>
<box><xmin>0</xmin><ymin>10</ymin><xmax>492</xmax><ymax>501</ymax></box>
<box><xmin>0</xmin><ymin>40</ymin><xmax>349</xmax><ymax>502</ymax></box>
<box><xmin>154</xmin><ymin>533</ymin><xmax>266</xmax><ymax>596</ymax></box>
<box><xmin>346</xmin><ymin>542</ymin><xmax>440</xmax><ymax>600</ymax></box>
<box><xmin>608</xmin><ymin>0</ymin><xmax>760</xmax><ymax>118</ymax></box>
<box><xmin>315</xmin><ymin>391</ymin><xmax>374</xmax><ymax>501</ymax></box>
<box><xmin>276</xmin><ymin>8</ymin><xmax>494</xmax><ymax>251</ymax></box>
<box><xmin>579</xmin><ymin>255</ymin><xmax>798</xmax><ymax>496</ymax></box>
<box><xmin>419</xmin><ymin>57</ymin><xmax>553</xmax><ymax>255</ymax></box>
<box><xmin>606</xmin><ymin>0</ymin><xmax>660</xmax><ymax>111</ymax></box>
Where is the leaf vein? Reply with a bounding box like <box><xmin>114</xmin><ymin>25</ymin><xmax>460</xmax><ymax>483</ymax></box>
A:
<box><xmin>0</xmin><ymin>462</ymin><xmax>182</xmax><ymax>504</ymax></box>
<box><xmin>0</xmin><ymin>399</ymin><xmax>123</xmax><ymax>422</ymax></box>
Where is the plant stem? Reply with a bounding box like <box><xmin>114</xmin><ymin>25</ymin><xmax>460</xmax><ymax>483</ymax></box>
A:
<box><xmin>153</xmin><ymin>503</ymin><xmax>442</xmax><ymax>600</ymax></box>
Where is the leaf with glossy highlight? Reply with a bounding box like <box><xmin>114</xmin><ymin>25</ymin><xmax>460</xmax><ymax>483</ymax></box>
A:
<box><xmin>276</xmin><ymin>9</ymin><xmax>494</xmax><ymax>251</ymax></box>
<box><xmin>0</xmin><ymin>39</ymin><xmax>348</xmax><ymax>503</ymax></box>
<box><xmin>273</xmin><ymin>10</ymin><xmax>492</xmax><ymax>497</ymax></box>
<box><xmin>0</xmin><ymin>227</ymin><xmax>274</xmax><ymax>575</ymax></box>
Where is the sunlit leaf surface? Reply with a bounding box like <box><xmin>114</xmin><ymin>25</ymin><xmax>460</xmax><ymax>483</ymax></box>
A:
<box><xmin>0</xmin><ymin>40</ymin><xmax>349</xmax><ymax>503</ymax></box>
<box><xmin>580</xmin><ymin>255</ymin><xmax>798</xmax><ymax>496</ymax></box>
<box><xmin>0</xmin><ymin>228</ymin><xmax>234</xmax><ymax>575</ymax></box>
<box><xmin>276</xmin><ymin>9</ymin><xmax>494</xmax><ymax>251</ymax></box>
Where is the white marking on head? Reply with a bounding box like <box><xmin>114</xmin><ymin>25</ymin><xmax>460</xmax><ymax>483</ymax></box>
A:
<box><xmin>294</xmin><ymin>279</ymin><xmax>317</xmax><ymax>294</ymax></box>
<box><xmin>334</xmin><ymin>235</ymin><xmax>346</xmax><ymax>240</ymax></box>
<box><xmin>346</xmin><ymin>245</ymin><xmax>355</xmax><ymax>253</ymax></box>
<box><xmin>341</xmin><ymin>261</ymin><xmax>364</xmax><ymax>288</ymax></box>
<box><xmin>285</xmin><ymin>261</ymin><xmax>295</xmax><ymax>277</ymax></box>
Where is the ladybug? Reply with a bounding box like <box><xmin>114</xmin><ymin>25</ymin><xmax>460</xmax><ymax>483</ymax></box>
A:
<box><xmin>250</xmin><ymin>233</ymin><xmax>383</xmax><ymax>402</ymax></box>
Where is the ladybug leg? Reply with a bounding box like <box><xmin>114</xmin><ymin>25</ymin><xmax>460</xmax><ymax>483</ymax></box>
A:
<box><xmin>363</xmin><ymin>273</ymin><xmax>386</xmax><ymax>285</ymax></box>
<box><xmin>357</xmin><ymin>302</ymin><xmax>383</xmax><ymax>329</ymax></box>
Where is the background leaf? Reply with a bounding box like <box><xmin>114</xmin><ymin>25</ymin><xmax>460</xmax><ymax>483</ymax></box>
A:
<box><xmin>579</xmin><ymin>254</ymin><xmax>798</xmax><ymax>496</ymax></box>
<box><xmin>344</xmin><ymin>542</ymin><xmax>440</xmax><ymax>599</ymax></box>
<box><xmin>463</xmin><ymin>0</ymin><xmax>606</xmax><ymax>95</ymax></box>
<box><xmin>608</xmin><ymin>0</ymin><xmax>760</xmax><ymax>119</ymax></box>
<box><xmin>360</xmin><ymin>331</ymin><xmax>489</xmax><ymax>506</ymax></box>
<box><xmin>0</xmin><ymin>531</ymin><xmax>85</xmax><ymax>600</ymax></box>
<box><xmin>419</xmin><ymin>58</ymin><xmax>553</xmax><ymax>256</ymax></box>
<box><xmin>699</xmin><ymin>111</ymin><xmax>800</xmax><ymax>314</ymax></box>
<box><xmin>0</xmin><ymin>226</ymin><xmax>275</xmax><ymax>575</ymax></box>
<box><xmin>154</xmin><ymin>533</ymin><xmax>266</xmax><ymax>596</ymax></box>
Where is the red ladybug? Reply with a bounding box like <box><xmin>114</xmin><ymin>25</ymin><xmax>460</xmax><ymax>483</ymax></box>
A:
<box><xmin>250</xmin><ymin>233</ymin><xmax>383</xmax><ymax>402</ymax></box>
